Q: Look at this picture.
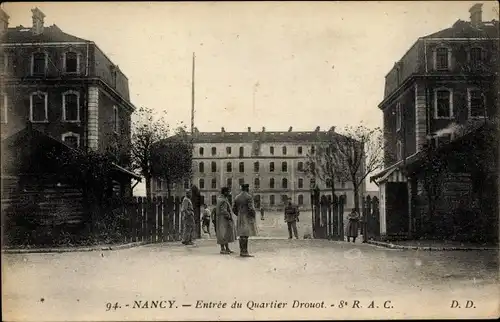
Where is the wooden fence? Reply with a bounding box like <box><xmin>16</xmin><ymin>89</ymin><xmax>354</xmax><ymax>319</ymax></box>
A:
<box><xmin>363</xmin><ymin>195</ymin><xmax>380</xmax><ymax>240</ymax></box>
<box><xmin>311</xmin><ymin>194</ymin><xmax>346</xmax><ymax>240</ymax></box>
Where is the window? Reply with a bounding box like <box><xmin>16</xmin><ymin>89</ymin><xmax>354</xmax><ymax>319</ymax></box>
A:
<box><xmin>211</xmin><ymin>195</ymin><xmax>217</xmax><ymax>205</ymax></box>
<box><xmin>270</xmin><ymin>146</ymin><xmax>274</xmax><ymax>155</ymax></box>
<box><xmin>239</xmin><ymin>162</ymin><xmax>244</xmax><ymax>173</ymax></box>
<box><xmin>298</xmin><ymin>162</ymin><xmax>304</xmax><ymax>172</ymax></box>
<box><xmin>434</xmin><ymin>88</ymin><xmax>453</xmax><ymax>119</ymax></box>
<box><xmin>310</xmin><ymin>178</ymin><xmax>316</xmax><ymax>188</ymax></box>
<box><xmin>32</xmin><ymin>52</ymin><xmax>47</xmax><ymax>76</ymax></box>
<box><xmin>0</xmin><ymin>93</ymin><xmax>7</xmax><ymax>124</ymax></box>
<box><xmin>470</xmin><ymin>47</ymin><xmax>483</xmax><ymax>68</ymax></box>
<box><xmin>310</xmin><ymin>146</ymin><xmax>315</xmax><ymax>154</ymax></box>
<box><xmin>211</xmin><ymin>161</ymin><xmax>217</xmax><ymax>172</ymax></box>
<box><xmin>226</xmin><ymin>162</ymin><xmax>232</xmax><ymax>172</ymax></box>
<box><xmin>226</xmin><ymin>178</ymin><xmax>232</xmax><ymax>189</ymax></box>
<box><xmin>270</xmin><ymin>195</ymin><xmax>275</xmax><ymax>205</ymax></box>
<box><xmin>156</xmin><ymin>179</ymin><xmax>162</xmax><ymax>190</ymax></box>
<box><xmin>254</xmin><ymin>195</ymin><xmax>261</xmax><ymax>208</ymax></box>
<box><xmin>184</xmin><ymin>179</ymin><xmax>190</xmax><ymax>190</ymax></box>
<box><xmin>254</xmin><ymin>178</ymin><xmax>260</xmax><ymax>189</ymax></box>
<box><xmin>341</xmin><ymin>182</ymin><xmax>346</xmax><ymax>189</ymax></box>
<box><xmin>199</xmin><ymin>178</ymin><xmax>205</xmax><ymax>189</ymax></box>
<box><xmin>199</xmin><ymin>162</ymin><xmax>204</xmax><ymax>173</ymax></box>
<box><xmin>270</xmin><ymin>162</ymin><xmax>275</xmax><ymax>172</ymax></box>
<box><xmin>396</xmin><ymin>140</ymin><xmax>403</xmax><ymax>161</ymax></box>
<box><xmin>395</xmin><ymin>102</ymin><xmax>401</xmax><ymax>131</ymax></box>
<box><xmin>298</xmin><ymin>178</ymin><xmax>303</xmax><ymax>188</ymax></box>
<box><xmin>282</xmin><ymin>178</ymin><xmax>288</xmax><ymax>189</ymax></box>
<box><xmin>326</xmin><ymin>178</ymin><xmax>332</xmax><ymax>188</ymax></box>
<box><xmin>298</xmin><ymin>146</ymin><xmax>303</xmax><ymax>155</ymax></box>
<box><xmin>64</xmin><ymin>51</ymin><xmax>78</xmax><ymax>73</ymax></box>
<box><xmin>468</xmin><ymin>88</ymin><xmax>486</xmax><ymax>118</ymax></box>
<box><xmin>211</xmin><ymin>147</ymin><xmax>217</xmax><ymax>155</ymax></box>
<box><xmin>270</xmin><ymin>178</ymin><xmax>275</xmax><ymax>189</ymax></box>
<box><xmin>62</xmin><ymin>132</ymin><xmax>80</xmax><ymax>149</ymax></box>
<box><xmin>435</xmin><ymin>47</ymin><xmax>450</xmax><ymax>70</ymax></box>
<box><xmin>239</xmin><ymin>146</ymin><xmax>244</xmax><ymax>157</ymax></box>
<box><xmin>282</xmin><ymin>146</ymin><xmax>287</xmax><ymax>155</ymax></box>
<box><xmin>226</xmin><ymin>146</ymin><xmax>232</xmax><ymax>154</ymax></box>
<box><xmin>30</xmin><ymin>91</ymin><xmax>48</xmax><ymax>122</ymax></box>
<box><xmin>239</xmin><ymin>178</ymin><xmax>244</xmax><ymax>187</ymax></box>
<box><xmin>254</xmin><ymin>161</ymin><xmax>259</xmax><ymax>172</ymax></box>
<box><xmin>281</xmin><ymin>161</ymin><xmax>288</xmax><ymax>172</ymax></box>
<box><xmin>211</xmin><ymin>178</ymin><xmax>217</xmax><ymax>189</ymax></box>
<box><xmin>199</xmin><ymin>147</ymin><xmax>204</xmax><ymax>156</ymax></box>
<box><xmin>298</xmin><ymin>195</ymin><xmax>304</xmax><ymax>205</ymax></box>
<box><xmin>113</xmin><ymin>105</ymin><xmax>119</xmax><ymax>132</ymax></box>
<box><xmin>62</xmin><ymin>91</ymin><xmax>79</xmax><ymax>122</ymax></box>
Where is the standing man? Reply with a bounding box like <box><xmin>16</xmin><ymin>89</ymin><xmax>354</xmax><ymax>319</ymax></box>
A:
<box><xmin>201</xmin><ymin>204</ymin><xmax>211</xmax><ymax>236</ymax></box>
<box><xmin>284</xmin><ymin>197</ymin><xmax>300</xmax><ymax>239</ymax></box>
<box><xmin>260</xmin><ymin>207</ymin><xmax>265</xmax><ymax>221</ymax></box>
<box><xmin>215</xmin><ymin>187</ymin><xmax>237</xmax><ymax>254</ymax></box>
<box><xmin>233</xmin><ymin>183</ymin><xmax>258</xmax><ymax>257</ymax></box>
<box><xmin>181</xmin><ymin>189</ymin><xmax>195</xmax><ymax>246</ymax></box>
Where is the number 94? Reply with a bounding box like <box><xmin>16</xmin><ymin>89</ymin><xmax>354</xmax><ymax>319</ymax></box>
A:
<box><xmin>106</xmin><ymin>302</ymin><xmax>120</xmax><ymax>311</ymax></box>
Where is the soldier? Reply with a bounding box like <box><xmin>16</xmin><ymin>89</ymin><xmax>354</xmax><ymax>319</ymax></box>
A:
<box><xmin>233</xmin><ymin>183</ymin><xmax>258</xmax><ymax>257</ymax></box>
<box><xmin>215</xmin><ymin>187</ymin><xmax>237</xmax><ymax>254</ymax></box>
<box><xmin>284</xmin><ymin>197</ymin><xmax>300</xmax><ymax>239</ymax></box>
<box><xmin>181</xmin><ymin>189</ymin><xmax>195</xmax><ymax>246</ymax></box>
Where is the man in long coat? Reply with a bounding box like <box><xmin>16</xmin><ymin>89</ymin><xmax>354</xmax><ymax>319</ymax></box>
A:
<box><xmin>284</xmin><ymin>198</ymin><xmax>300</xmax><ymax>239</ymax></box>
<box><xmin>346</xmin><ymin>208</ymin><xmax>360</xmax><ymax>243</ymax></box>
<box><xmin>233</xmin><ymin>183</ymin><xmax>258</xmax><ymax>257</ymax></box>
<box><xmin>181</xmin><ymin>189</ymin><xmax>195</xmax><ymax>245</ymax></box>
<box><xmin>215</xmin><ymin>187</ymin><xmax>236</xmax><ymax>254</ymax></box>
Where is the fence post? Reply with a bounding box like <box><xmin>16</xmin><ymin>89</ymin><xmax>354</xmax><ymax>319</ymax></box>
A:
<box><xmin>165</xmin><ymin>196</ymin><xmax>174</xmax><ymax>241</ymax></box>
<box><xmin>174</xmin><ymin>196</ymin><xmax>181</xmax><ymax>241</ymax></box>
<box><xmin>157</xmin><ymin>197</ymin><xmax>164</xmax><ymax>242</ymax></box>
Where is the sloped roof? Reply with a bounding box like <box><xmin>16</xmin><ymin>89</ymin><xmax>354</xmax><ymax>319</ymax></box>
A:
<box><xmin>422</xmin><ymin>19</ymin><xmax>499</xmax><ymax>39</ymax></box>
<box><xmin>190</xmin><ymin>131</ymin><xmax>345</xmax><ymax>144</ymax></box>
<box><xmin>1</xmin><ymin>24</ymin><xmax>90</xmax><ymax>44</ymax></box>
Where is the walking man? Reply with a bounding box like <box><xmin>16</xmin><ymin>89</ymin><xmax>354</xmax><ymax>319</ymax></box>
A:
<box><xmin>284</xmin><ymin>197</ymin><xmax>300</xmax><ymax>239</ymax></box>
<box><xmin>181</xmin><ymin>189</ymin><xmax>195</xmax><ymax>245</ymax></box>
<box><xmin>215</xmin><ymin>187</ymin><xmax>237</xmax><ymax>254</ymax></box>
<box><xmin>233</xmin><ymin>183</ymin><xmax>258</xmax><ymax>257</ymax></box>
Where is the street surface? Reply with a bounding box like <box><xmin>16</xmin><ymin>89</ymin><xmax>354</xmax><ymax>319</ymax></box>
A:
<box><xmin>3</xmin><ymin>236</ymin><xmax>498</xmax><ymax>320</ymax></box>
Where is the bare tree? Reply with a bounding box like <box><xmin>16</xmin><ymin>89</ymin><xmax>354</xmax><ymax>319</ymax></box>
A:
<box><xmin>334</xmin><ymin>125</ymin><xmax>385</xmax><ymax>212</ymax></box>
<box><xmin>131</xmin><ymin>107</ymin><xmax>170</xmax><ymax>198</ymax></box>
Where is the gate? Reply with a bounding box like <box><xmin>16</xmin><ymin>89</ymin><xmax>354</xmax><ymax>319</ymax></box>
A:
<box><xmin>311</xmin><ymin>190</ymin><xmax>346</xmax><ymax>240</ymax></box>
<box><xmin>363</xmin><ymin>195</ymin><xmax>380</xmax><ymax>240</ymax></box>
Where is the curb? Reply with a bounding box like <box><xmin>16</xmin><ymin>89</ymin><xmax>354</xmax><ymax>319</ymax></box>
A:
<box><xmin>2</xmin><ymin>241</ymin><xmax>150</xmax><ymax>254</ymax></box>
<box><xmin>366</xmin><ymin>240</ymin><xmax>497</xmax><ymax>251</ymax></box>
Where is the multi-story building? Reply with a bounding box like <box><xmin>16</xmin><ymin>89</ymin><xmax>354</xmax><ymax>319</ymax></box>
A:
<box><xmin>371</xmin><ymin>3</ymin><xmax>498</xmax><ymax>240</ymax></box>
<box><xmin>0</xmin><ymin>8</ymin><xmax>133</xmax><ymax>152</ymax></box>
<box><xmin>153</xmin><ymin>126</ymin><xmax>363</xmax><ymax>211</ymax></box>
<box><xmin>0</xmin><ymin>7</ymin><xmax>139</xmax><ymax>196</ymax></box>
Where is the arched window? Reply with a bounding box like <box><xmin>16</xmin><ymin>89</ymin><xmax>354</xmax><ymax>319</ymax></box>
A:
<box><xmin>199</xmin><ymin>147</ymin><xmax>204</xmax><ymax>156</ymax></box>
<box><xmin>30</xmin><ymin>91</ymin><xmax>48</xmax><ymax>122</ymax></box>
<box><xmin>239</xmin><ymin>161</ymin><xmax>244</xmax><ymax>173</ymax></box>
<box><xmin>282</xmin><ymin>178</ymin><xmax>288</xmax><ymax>189</ymax></box>
<box><xmin>211</xmin><ymin>161</ymin><xmax>217</xmax><ymax>172</ymax></box>
<box><xmin>281</xmin><ymin>161</ymin><xmax>288</xmax><ymax>172</ymax></box>
<box><xmin>270</xmin><ymin>146</ymin><xmax>274</xmax><ymax>155</ymax></box>
<box><xmin>269</xmin><ymin>178</ymin><xmax>275</xmax><ymax>189</ymax></box>
<box><xmin>270</xmin><ymin>195</ymin><xmax>275</xmax><ymax>205</ymax></box>
<box><xmin>199</xmin><ymin>162</ymin><xmax>204</xmax><ymax>173</ymax></box>
<box><xmin>62</xmin><ymin>91</ymin><xmax>80</xmax><ymax>122</ymax></box>
<box><xmin>269</xmin><ymin>162</ymin><xmax>275</xmax><ymax>172</ymax></box>
<box><xmin>254</xmin><ymin>161</ymin><xmax>259</xmax><ymax>172</ymax></box>
<box><xmin>211</xmin><ymin>147</ymin><xmax>217</xmax><ymax>155</ymax></box>
<box><xmin>226</xmin><ymin>162</ymin><xmax>232</xmax><ymax>172</ymax></box>
<box><xmin>254</xmin><ymin>178</ymin><xmax>260</xmax><ymax>189</ymax></box>
<box><xmin>298</xmin><ymin>178</ymin><xmax>304</xmax><ymax>188</ymax></box>
<box><xmin>211</xmin><ymin>195</ymin><xmax>217</xmax><ymax>205</ymax></box>
<box><xmin>239</xmin><ymin>146</ymin><xmax>244</xmax><ymax>157</ymax></box>
<box><xmin>199</xmin><ymin>178</ymin><xmax>205</xmax><ymax>189</ymax></box>
<box><xmin>297</xmin><ymin>146</ymin><xmax>303</xmax><ymax>155</ymax></box>
<box><xmin>282</xmin><ymin>146</ymin><xmax>287</xmax><ymax>155</ymax></box>
<box><xmin>298</xmin><ymin>162</ymin><xmax>304</xmax><ymax>172</ymax></box>
<box><xmin>211</xmin><ymin>178</ymin><xmax>217</xmax><ymax>189</ymax></box>
<box><xmin>62</xmin><ymin>132</ymin><xmax>80</xmax><ymax>149</ymax></box>
<box><xmin>298</xmin><ymin>195</ymin><xmax>304</xmax><ymax>205</ymax></box>
<box><xmin>310</xmin><ymin>178</ymin><xmax>316</xmax><ymax>188</ymax></box>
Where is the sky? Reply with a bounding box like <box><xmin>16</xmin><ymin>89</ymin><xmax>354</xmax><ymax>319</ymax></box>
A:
<box><xmin>3</xmin><ymin>1</ymin><xmax>499</xmax><ymax>193</ymax></box>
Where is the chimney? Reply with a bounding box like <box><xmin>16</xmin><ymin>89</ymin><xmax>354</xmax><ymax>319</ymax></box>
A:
<box><xmin>288</xmin><ymin>126</ymin><xmax>293</xmax><ymax>132</ymax></box>
<box><xmin>262</xmin><ymin>126</ymin><xmax>266</xmax><ymax>132</ymax></box>
<box><xmin>31</xmin><ymin>7</ymin><xmax>45</xmax><ymax>35</ymax></box>
<box><xmin>0</xmin><ymin>8</ymin><xmax>9</xmax><ymax>34</ymax></box>
<box><xmin>248</xmin><ymin>127</ymin><xmax>251</xmax><ymax>133</ymax></box>
<box><xmin>329</xmin><ymin>126</ymin><xmax>336</xmax><ymax>132</ymax></box>
<box><xmin>469</xmin><ymin>3</ymin><xmax>483</xmax><ymax>27</ymax></box>
<box><xmin>221</xmin><ymin>127</ymin><xmax>225</xmax><ymax>133</ymax></box>
<box><xmin>315</xmin><ymin>126</ymin><xmax>320</xmax><ymax>132</ymax></box>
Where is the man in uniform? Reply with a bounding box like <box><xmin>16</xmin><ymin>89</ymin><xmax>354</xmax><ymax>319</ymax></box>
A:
<box><xmin>181</xmin><ymin>189</ymin><xmax>195</xmax><ymax>245</ymax></box>
<box><xmin>284</xmin><ymin>197</ymin><xmax>300</xmax><ymax>239</ymax></box>
<box><xmin>233</xmin><ymin>183</ymin><xmax>258</xmax><ymax>257</ymax></box>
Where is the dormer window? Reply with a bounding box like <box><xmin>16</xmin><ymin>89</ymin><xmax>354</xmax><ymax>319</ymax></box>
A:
<box><xmin>64</xmin><ymin>51</ymin><xmax>79</xmax><ymax>74</ymax></box>
<box><xmin>434</xmin><ymin>88</ymin><xmax>453</xmax><ymax>119</ymax></box>
<box><xmin>62</xmin><ymin>91</ymin><xmax>80</xmax><ymax>122</ymax></box>
<box><xmin>62</xmin><ymin>132</ymin><xmax>80</xmax><ymax>149</ymax></box>
<box><xmin>32</xmin><ymin>52</ymin><xmax>47</xmax><ymax>76</ymax></box>
<box><xmin>434</xmin><ymin>47</ymin><xmax>451</xmax><ymax>71</ymax></box>
<box><xmin>469</xmin><ymin>47</ymin><xmax>484</xmax><ymax>68</ymax></box>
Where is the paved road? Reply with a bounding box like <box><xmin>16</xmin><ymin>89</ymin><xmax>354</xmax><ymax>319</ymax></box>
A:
<box><xmin>3</xmin><ymin>239</ymin><xmax>498</xmax><ymax>321</ymax></box>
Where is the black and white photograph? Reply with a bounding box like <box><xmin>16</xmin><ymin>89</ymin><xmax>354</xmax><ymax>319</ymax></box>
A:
<box><xmin>1</xmin><ymin>1</ymin><xmax>499</xmax><ymax>320</ymax></box>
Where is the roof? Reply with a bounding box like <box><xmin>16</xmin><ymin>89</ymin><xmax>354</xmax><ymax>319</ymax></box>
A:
<box><xmin>189</xmin><ymin>130</ymin><xmax>345</xmax><ymax>144</ymax></box>
<box><xmin>1</xmin><ymin>24</ymin><xmax>90</xmax><ymax>44</ymax></box>
<box><xmin>422</xmin><ymin>19</ymin><xmax>499</xmax><ymax>39</ymax></box>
